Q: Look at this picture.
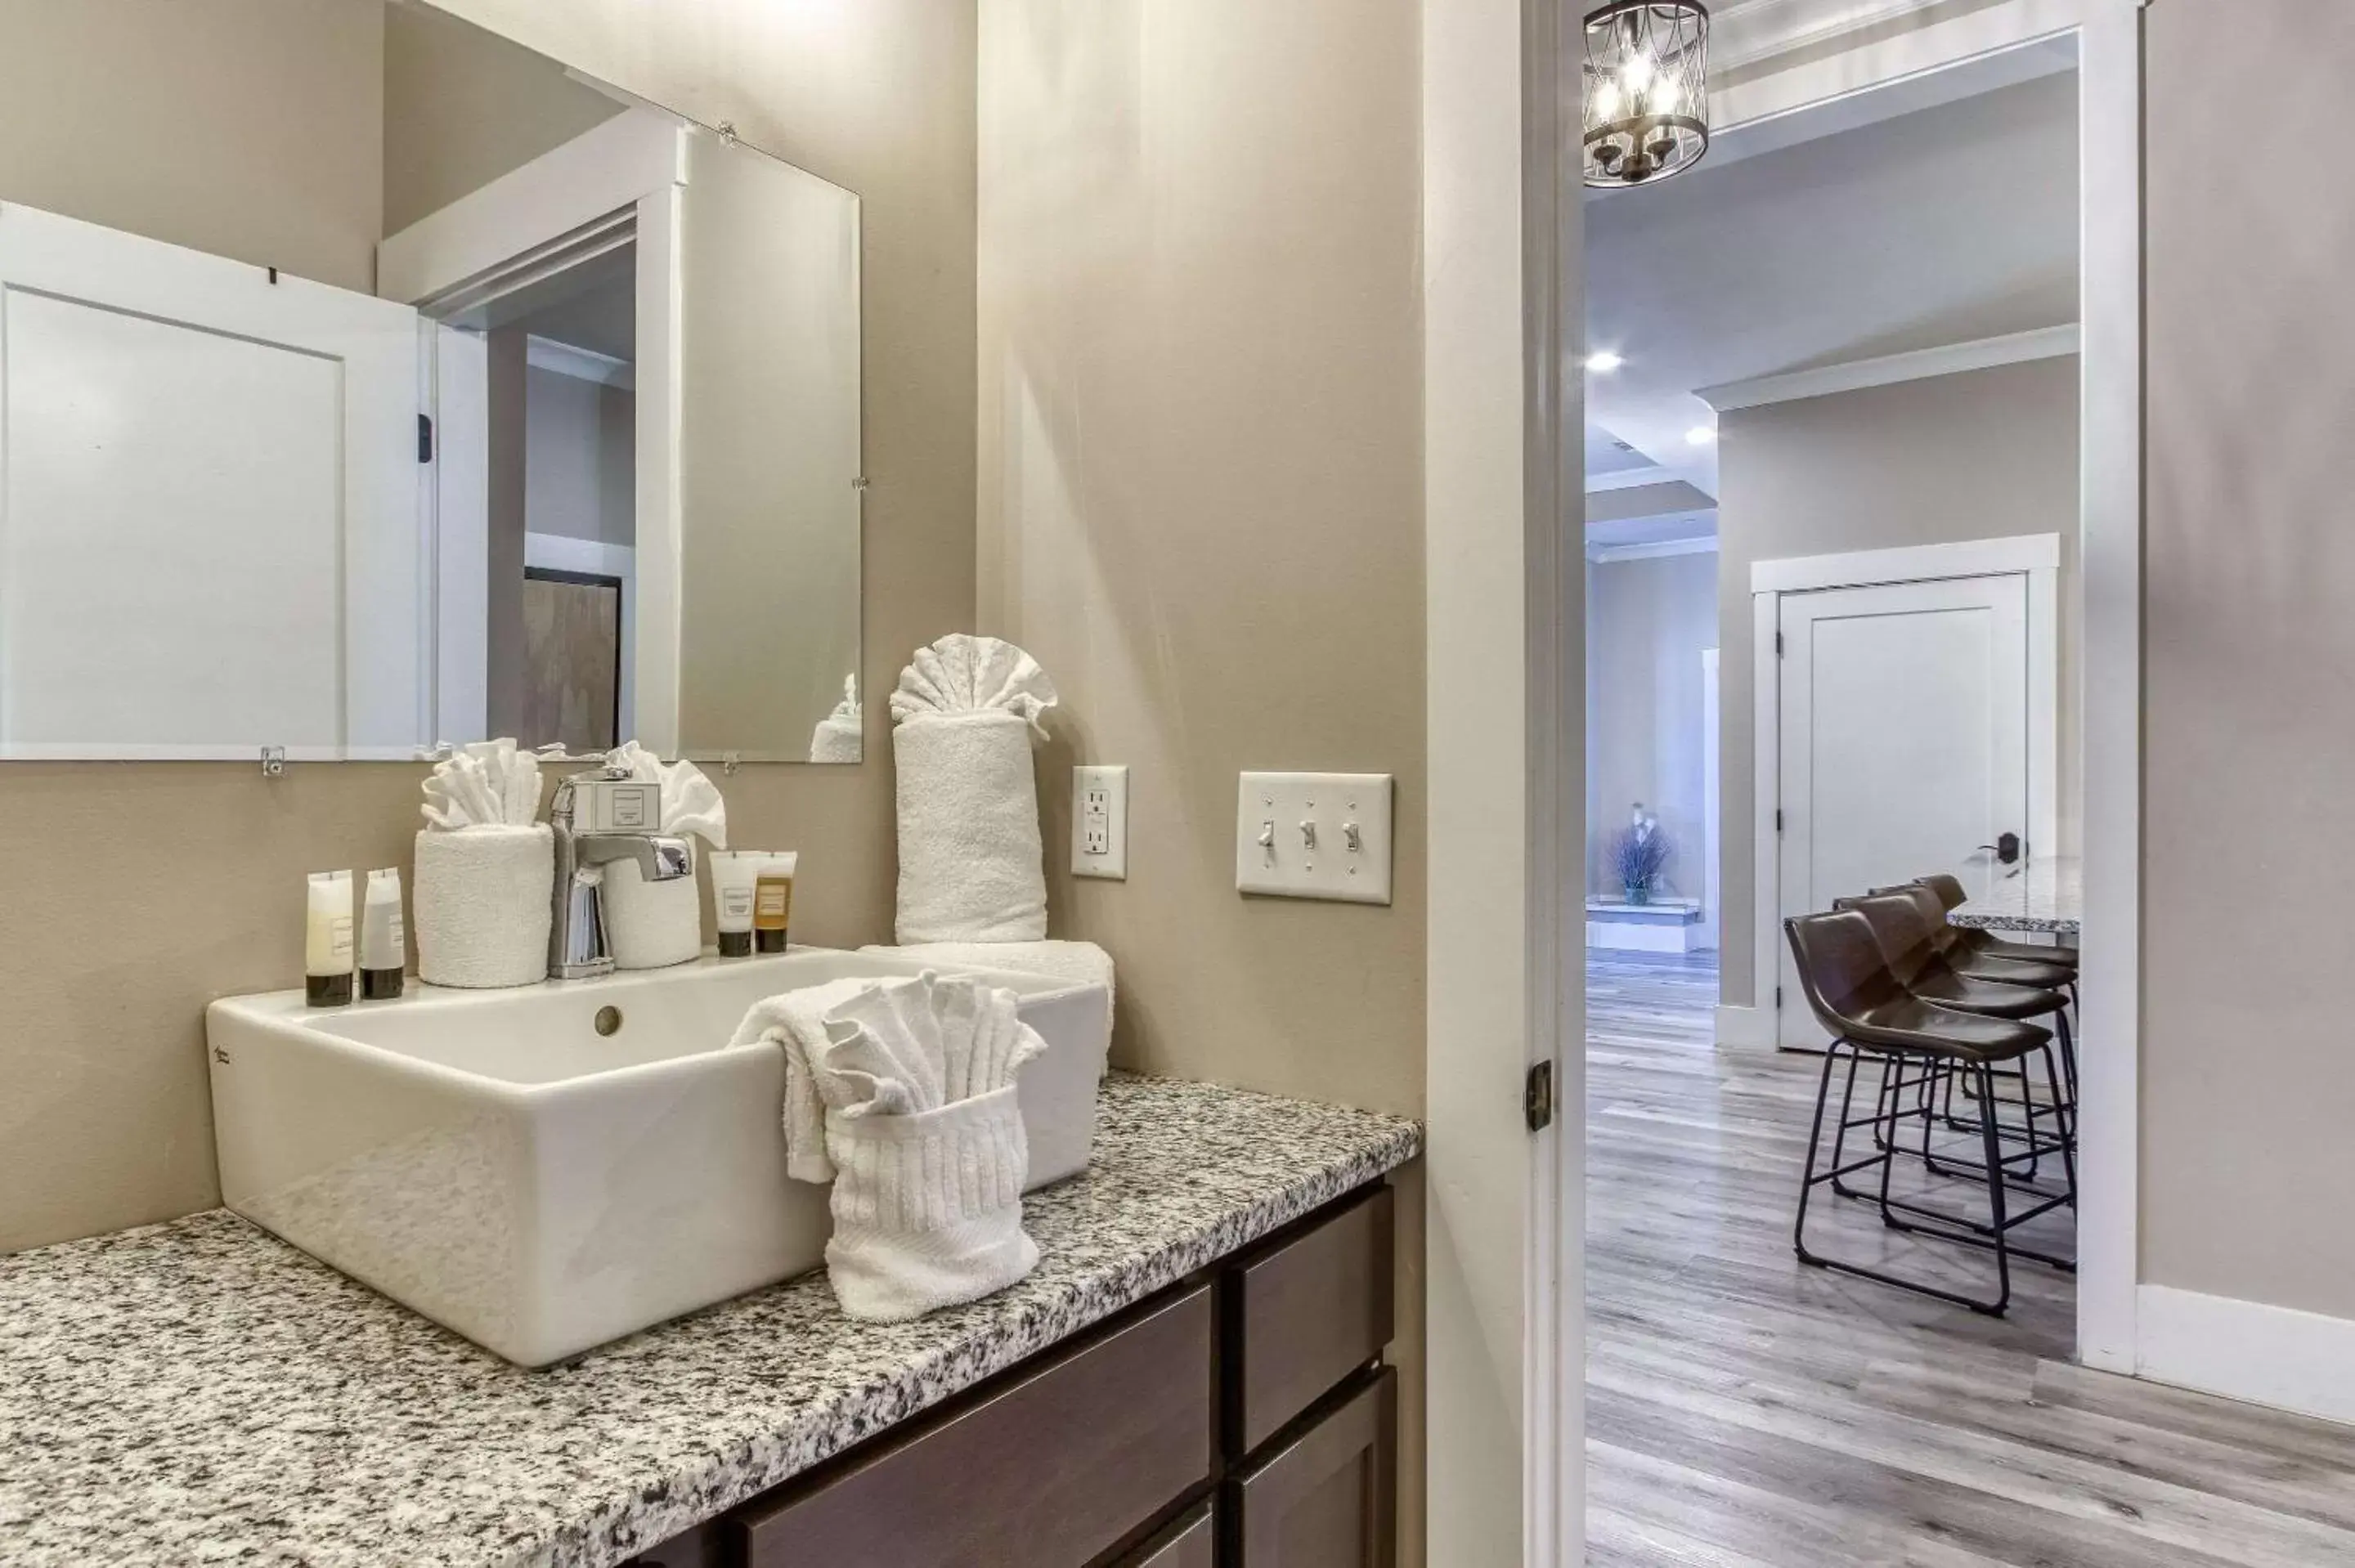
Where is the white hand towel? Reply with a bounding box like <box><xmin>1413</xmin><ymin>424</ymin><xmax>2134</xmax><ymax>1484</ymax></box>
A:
<box><xmin>412</xmin><ymin>825</ymin><xmax>554</xmax><ymax>988</ymax></box>
<box><xmin>602</xmin><ymin>741</ymin><xmax>728</xmax><ymax>970</ymax></box>
<box><xmin>729</xmin><ymin>977</ymin><xmax>887</xmax><ymax>1182</ymax></box>
<box><xmin>805</xmin><ymin>972</ymin><xmax>1046</xmax><ymax>1321</ymax></box>
<box><xmin>890</xmin><ymin>636</ymin><xmax>1058</xmax><ymax>944</ymax></box>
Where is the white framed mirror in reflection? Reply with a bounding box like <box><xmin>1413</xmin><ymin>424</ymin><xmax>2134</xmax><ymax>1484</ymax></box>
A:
<box><xmin>0</xmin><ymin>0</ymin><xmax>863</xmax><ymax>764</ymax></box>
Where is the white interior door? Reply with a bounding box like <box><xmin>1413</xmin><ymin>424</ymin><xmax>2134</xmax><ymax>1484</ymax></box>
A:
<box><xmin>1776</xmin><ymin>572</ymin><xmax>2030</xmax><ymax>1046</ymax></box>
<box><xmin>0</xmin><ymin>203</ymin><xmax>422</xmax><ymax>758</ymax></box>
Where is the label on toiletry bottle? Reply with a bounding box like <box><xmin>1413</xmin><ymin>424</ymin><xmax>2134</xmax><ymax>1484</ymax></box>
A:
<box><xmin>719</xmin><ymin>884</ymin><xmax>756</xmax><ymax>922</ymax></box>
<box><xmin>755</xmin><ymin>883</ymin><xmax>791</xmax><ymax>922</ymax></box>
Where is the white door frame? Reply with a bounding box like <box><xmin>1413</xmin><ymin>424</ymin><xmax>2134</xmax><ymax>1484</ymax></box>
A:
<box><xmin>378</xmin><ymin>108</ymin><xmax>688</xmax><ymax>755</ymax></box>
<box><xmin>1480</xmin><ymin>2</ymin><xmax>2146</xmax><ymax>1548</ymax></box>
<box><xmin>1752</xmin><ymin>534</ymin><xmax>2061</xmax><ymax>1045</ymax></box>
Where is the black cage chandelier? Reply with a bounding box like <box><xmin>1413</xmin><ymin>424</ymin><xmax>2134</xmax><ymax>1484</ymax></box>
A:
<box><xmin>1583</xmin><ymin>1</ymin><xmax>1711</xmax><ymax>189</ymax></box>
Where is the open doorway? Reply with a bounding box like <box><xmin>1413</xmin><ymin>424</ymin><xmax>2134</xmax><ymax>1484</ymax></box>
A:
<box><xmin>1572</xmin><ymin>19</ymin><xmax>2154</xmax><ymax>1555</ymax></box>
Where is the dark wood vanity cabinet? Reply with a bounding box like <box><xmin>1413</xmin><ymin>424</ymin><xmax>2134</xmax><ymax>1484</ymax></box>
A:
<box><xmin>626</xmin><ymin>1180</ymin><xmax>1399</xmax><ymax>1568</ymax></box>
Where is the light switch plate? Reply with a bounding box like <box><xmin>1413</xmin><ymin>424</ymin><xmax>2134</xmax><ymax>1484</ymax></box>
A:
<box><xmin>1072</xmin><ymin>764</ymin><xmax>1128</xmax><ymax>880</ymax></box>
<box><xmin>1236</xmin><ymin>772</ymin><xmax>1393</xmax><ymax>905</ymax></box>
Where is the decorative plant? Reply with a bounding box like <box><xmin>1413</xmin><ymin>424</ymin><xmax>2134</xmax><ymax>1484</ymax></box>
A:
<box><xmin>1608</xmin><ymin>823</ymin><xmax>1672</xmax><ymax>902</ymax></box>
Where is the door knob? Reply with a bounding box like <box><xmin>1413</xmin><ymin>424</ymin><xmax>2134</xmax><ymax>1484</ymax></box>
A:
<box><xmin>1977</xmin><ymin>831</ymin><xmax>2022</xmax><ymax>865</ymax></box>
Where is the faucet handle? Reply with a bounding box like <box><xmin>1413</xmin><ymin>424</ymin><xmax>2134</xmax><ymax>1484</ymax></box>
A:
<box><xmin>567</xmin><ymin>775</ymin><xmax>664</xmax><ymax>835</ymax></box>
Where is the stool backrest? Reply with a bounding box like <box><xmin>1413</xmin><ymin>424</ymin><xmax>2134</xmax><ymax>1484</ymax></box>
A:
<box><xmin>1865</xmin><ymin>883</ymin><xmax>1962</xmax><ymax>957</ymax></box>
<box><xmin>1918</xmin><ymin>872</ymin><xmax>1970</xmax><ymax>913</ymax></box>
<box><xmin>1832</xmin><ymin>892</ymin><xmax>1943</xmax><ymax>985</ymax></box>
<box><xmin>1783</xmin><ymin>910</ymin><xmax>1909</xmax><ymax>1037</ymax></box>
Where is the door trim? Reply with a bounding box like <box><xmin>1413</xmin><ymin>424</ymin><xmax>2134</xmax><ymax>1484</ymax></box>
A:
<box><xmin>1750</xmin><ymin>531</ymin><xmax>2061</xmax><ymax>1049</ymax></box>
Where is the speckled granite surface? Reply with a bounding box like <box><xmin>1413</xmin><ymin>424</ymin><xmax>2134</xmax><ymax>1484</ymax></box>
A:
<box><xmin>1949</xmin><ymin>858</ymin><xmax>2083</xmax><ymax>937</ymax></box>
<box><xmin>0</xmin><ymin>1074</ymin><xmax>1418</xmax><ymax>1568</ymax></box>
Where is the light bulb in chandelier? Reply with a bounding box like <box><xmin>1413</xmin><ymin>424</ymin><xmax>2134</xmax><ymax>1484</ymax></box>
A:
<box><xmin>1583</xmin><ymin>1</ymin><xmax>1711</xmax><ymax>190</ymax></box>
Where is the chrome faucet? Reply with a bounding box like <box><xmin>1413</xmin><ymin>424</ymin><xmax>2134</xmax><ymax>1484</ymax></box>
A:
<box><xmin>548</xmin><ymin>766</ymin><xmax>693</xmax><ymax>980</ymax></box>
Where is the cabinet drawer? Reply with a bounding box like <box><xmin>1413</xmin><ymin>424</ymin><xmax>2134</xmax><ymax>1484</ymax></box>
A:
<box><xmin>730</xmin><ymin>1284</ymin><xmax>1213</xmax><ymax>1567</ymax></box>
<box><xmin>1227</xmin><ymin>1369</ymin><xmax>1397</xmax><ymax>1568</ymax></box>
<box><xmin>1227</xmin><ymin>1185</ymin><xmax>1394</xmax><ymax>1454</ymax></box>
<box><xmin>1119</xmin><ymin>1503</ymin><xmax>1216</xmax><ymax>1568</ymax></box>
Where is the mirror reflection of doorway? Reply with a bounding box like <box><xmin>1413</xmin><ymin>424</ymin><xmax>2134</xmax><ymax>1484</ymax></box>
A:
<box><xmin>520</xmin><ymin>567</ymin><xmax>621</xmax><ymax>753</ymax></box>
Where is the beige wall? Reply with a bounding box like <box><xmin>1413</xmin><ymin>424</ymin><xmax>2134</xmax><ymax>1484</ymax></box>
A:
<box><xmin>1716</xmin><ymin>356</ymin><xmax>2081</xmax><ymax>1002</ymax></box>
<box><xmin>0</xmin><ymin>0</ymin><xmax>977</xmax><ymax>1254</ymax></box>
<box><xmin>975</xmin><ymin>0</ymin><xmax>1427</xmax><ymax>1550</ymax></box>
<box><xmin>381</xmin><ymin>0</ymin><xmax>622</xmax><ymax>235</ymax></box>
<box><xmin>1588</xmin><ymin>550</ymin><xmax>1716</xmax><ymax>899</ymax></box>
<box><xmin>2142</xmin><ymin>0</ymin><xmax>2355</xmax><ymax>1319</ymax></box>
<box><xmin>0</xmin><ymin>0</ymin><xmax>383</xmax><ymax>292</ymax></box>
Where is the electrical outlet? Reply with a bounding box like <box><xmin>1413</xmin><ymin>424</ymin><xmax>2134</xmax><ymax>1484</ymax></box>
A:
<box><xmin>1072</xmin><ymin>764</ymin><xmax>1128</xmax><ymax>880</ymax></box>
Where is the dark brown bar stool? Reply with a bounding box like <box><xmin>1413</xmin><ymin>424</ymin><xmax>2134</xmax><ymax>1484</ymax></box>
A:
<box><xmin>1835</xmin><ymin>892</ymin><xmax>2075</xmax><ymax>1203</ymax></box>
<box><xmin>1868</xmin><ymin>882</ymin><xmax>2075</xmax><ymax>989</ymax></box>
<box><xmin>1784</xmin><ymin>910</ymin><xmax>2068</xmax><ymax>1315</ymax></box>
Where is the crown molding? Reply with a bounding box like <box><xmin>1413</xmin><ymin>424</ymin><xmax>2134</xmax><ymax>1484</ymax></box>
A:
<box><xmin>1707</xmin><ymin>0</ymin><xmax>1952</xmax><ymax>72</ymax></box>
<box><xmin>1697</xmin><ymin>324</ymin><xmax>2079</xmax><ymax>412</ymax></box>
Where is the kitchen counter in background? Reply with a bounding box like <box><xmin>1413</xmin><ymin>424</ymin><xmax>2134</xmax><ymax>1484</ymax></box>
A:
<box><xmin>0</xmin><ymin>1075</ymin><xmax>1420</xmax><ymax>1568</ymax></box>
<box><xmin>1949</xmin><ymin>857</ymin><xmax>2083</xmax><ymax>938</ymax></box>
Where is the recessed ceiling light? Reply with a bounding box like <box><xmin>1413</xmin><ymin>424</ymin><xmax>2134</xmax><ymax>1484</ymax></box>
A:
<box><xmin>1686</xmin><ymin>425</ymin><xmax>1716</xmax><ymax>446</ymax></box>
<box><xmin>1586</xmin><ymin>351</ymin><xmax>1625</xmax><ymax>374</ymax></box>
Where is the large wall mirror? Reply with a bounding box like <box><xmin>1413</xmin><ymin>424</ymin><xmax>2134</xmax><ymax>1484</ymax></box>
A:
<box><xmin>0</xmin><ymin>0</ymin><xmax>863</xmax><ymax>763</ymax></box>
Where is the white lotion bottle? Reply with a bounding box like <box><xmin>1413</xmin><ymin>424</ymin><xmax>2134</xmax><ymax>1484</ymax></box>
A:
<box><xmin>305</xmin><ymin>870</ymin><xmax>355</xmax><ymax>1007</ymax></box>
<box><xmin>709</xmin><ymin>850</ymin><xmax>761</xmax><ymax>957</ymax></box>
<box><xmin>360</xmin><ymin>867</ymin><xmax>406</xmax><ymax>1001</ymax></box>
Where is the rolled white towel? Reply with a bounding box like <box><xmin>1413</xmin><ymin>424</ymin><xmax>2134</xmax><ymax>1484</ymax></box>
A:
<box><xmin>890</xmin><ymin>634</ymin><xmax>1056</xmax><ymax>944</ymax></box>
<box><xmin>808</xmin><ymin>713</ymin><xmax>862</xmax><ymax>763</ymax></box>
<box><xmin>603</xmin><ymin>845</ymin><xmax>702</xmax><ymax>971</ymax></box>
<box><xmin>413</xmin><ymin>826</ymin><xmax>554</xmax><ymax>989</ymax></box>
<box><xmin>894</xmin><ymin>712</ymin><xmax>1048</xmax><ymax>943</ymax></box>
<box><xmin>860</xmin><ymin>939</ymin><xmax>1115</xmax><ymax>1035</ymax></box>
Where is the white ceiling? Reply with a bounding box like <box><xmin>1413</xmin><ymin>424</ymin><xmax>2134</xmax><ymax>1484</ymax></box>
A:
<box><xmin>1582</xmin><ymin>47</ymin><xmax>2082</xmax><ymax>544</ymax></box>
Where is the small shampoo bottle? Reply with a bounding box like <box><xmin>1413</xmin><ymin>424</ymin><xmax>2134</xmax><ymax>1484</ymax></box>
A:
<box><xmin>753</xmin><ymin>853</ymin><xmax>798</xmax><ymax>954</ymax></box>
<box><xmin>360</xmin><ymin>867</ymin><xmax>406</xmax><ymax>1000</ymax></box>
<box><xmin>305</xmin><ymin>870</ymin><xmax>355</xmax><ymax>1007</ymax></box>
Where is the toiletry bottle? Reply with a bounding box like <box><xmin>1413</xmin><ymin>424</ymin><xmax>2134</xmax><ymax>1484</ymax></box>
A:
<box><xmin>753</xmin><ymin>853</ymin><xmax>798</xmax><ymax>953</ymax></box>
<box><xmin>305</xmin><ymin>871</ymin><xmax>355</xmax><ymax>1007</ymax></box>
<box><xmin>360</xmin><ymin>867</ymin><xmax>406</xmax><ymax>1000</ymax></box>
<box><xmin>711</xmin><ymin>850</ymin><xmax>760</xmax><ymax>957</ymax></box>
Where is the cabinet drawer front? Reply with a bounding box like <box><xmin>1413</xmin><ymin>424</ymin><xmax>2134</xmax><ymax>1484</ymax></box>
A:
<box><xmin>1121</xmin><ymin>1503</ymin><xmax>1216</xmax><ymax>1568</ymax></box>
<box><xmin>1230</xmin><ymin>1369</ymin><xmax>1397</xmax><ymax>1568</ymax></box>
<box><xmin>732</xmin><ymin>1284</ymin><xmax>1213</xmax><ymax>1568</ymax></box>
<box><xmin>1228</xmin><ymin>1184</ymin><xmax>1395</xmax><ymax>1454</ymax></box>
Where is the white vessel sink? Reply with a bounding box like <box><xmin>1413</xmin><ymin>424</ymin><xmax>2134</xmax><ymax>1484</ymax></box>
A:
<box><xmin>206</xmin><ymin>949</ymin><xmax>1110</xmax><ymax>1367</ymax></box>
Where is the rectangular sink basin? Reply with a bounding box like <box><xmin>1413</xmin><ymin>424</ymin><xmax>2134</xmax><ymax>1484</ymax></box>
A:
<box><xmin>206</xmin><ymin>948</ymin><xmax>1110</xmax><ymax>1367</ymax></box>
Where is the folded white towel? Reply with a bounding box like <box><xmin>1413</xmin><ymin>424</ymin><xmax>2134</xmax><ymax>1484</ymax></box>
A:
<box><xmin>421</xmin><ymin>740</ymin><xmax>543</xmax><ymax>831</ymax></box>
<box><xmin>801</xmin><ymin>972</ymin><xmax>1046</xmax><ymax>1321</ymax></box>
<box><xmin>412</xmin><ymin>826</ymin><xmax>554</xmax><ymax>988</ymax></box>
<box><xmin>890</xmin><ymin>636</ymin><xmax>1057</xmax><ymax>944</ymax></box>
<box><xmin>602</xmin><ymin>741</ymin><xmax>727</xmax><ymax>970</ymax></box>
<box><xmin>860</xmin><ymin>940</ymin><xmax>1115</xmax><ymax>1035</ymax></box>
<box><xmin>821</xmin><ymin>1088</ymin><xmax>1038</xmax><ymax>1322</ymax></box>
<box><xmin>730</xmin><ymin>977</ymin><xmax>886</xmax><ymax>1183</ymax></box>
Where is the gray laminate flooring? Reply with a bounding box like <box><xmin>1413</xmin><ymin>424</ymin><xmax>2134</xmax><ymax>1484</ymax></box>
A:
<box><xmin>1585</xmin><ymin>949</ymin><xmax>2355</xmax><ymax>1566</ymax></box>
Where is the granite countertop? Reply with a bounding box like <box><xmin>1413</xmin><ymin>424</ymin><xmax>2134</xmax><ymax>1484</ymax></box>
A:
<box><xmin>1949</xmin><ymin>857</ymin><xmax>2083</xmax><ymax>936</ymax></box>
<box><xmin>0</xmin><ymin>1075</ymin><xmax>1420</xmax><ymax>1568</ymax></box>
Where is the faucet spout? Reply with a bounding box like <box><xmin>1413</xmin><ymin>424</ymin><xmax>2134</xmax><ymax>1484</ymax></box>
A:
<box><xmin>578</xmin><ymin>833</ymin><xmax>693</xmax><ymax>882</ymax></box>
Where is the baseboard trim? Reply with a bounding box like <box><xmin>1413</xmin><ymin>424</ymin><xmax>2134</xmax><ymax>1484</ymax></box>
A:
<box><xmin>1713</xmin><ymin>1004</ymin><xmax>1775</xmax><ymax>1050</ymax></box>
<box><xmin>2137</xmin><ymin>1284</ymin><xmax>2355</xmax><ymax>1427</ymax></box>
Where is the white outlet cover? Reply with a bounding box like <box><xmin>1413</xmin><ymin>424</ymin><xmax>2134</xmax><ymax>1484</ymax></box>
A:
<box><xmin>1072</xmin><ymin>764</ymin><xmax>1128</xmax><ymax>880</ymax></box>
<box><xmin>1235</xmin><ymin>772</ymin><xmax>1393</xmax><ymax>905</ymax></box>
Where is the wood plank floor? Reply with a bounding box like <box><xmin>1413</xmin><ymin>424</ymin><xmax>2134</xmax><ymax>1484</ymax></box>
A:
<box><xmin>1585</xmin><ymin>949</ymin><xmax>2355</xmax><ymax>1566</ymax></box>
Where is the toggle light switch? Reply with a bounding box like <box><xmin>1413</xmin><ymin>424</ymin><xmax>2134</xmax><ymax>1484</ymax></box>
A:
<box><xmin>1235</xmin><ymin>773</ymin><xmax>1393</xmax><ymax>904</ymax></box>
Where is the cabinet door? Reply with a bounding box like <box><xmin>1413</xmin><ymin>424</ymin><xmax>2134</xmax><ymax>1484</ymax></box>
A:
<box><xmin>732</xmin><ymin>1285</ymin><xmax>1213</xmax><ymax>1567</ymax></box>
<box><xmin>1119</xmin><ymin>1504</ymin><xmax>1216</xmax><ymax>1568</ymax></box>
<box><xmin>1227</xmin><ymin>1185</ymin><xmax>1395</xmax><ymax>1455</ymax></box>
<box><xmin>1228</xmin><ymin>1369</ymin><xmax>1396</xmax><ymax>1568</ymax></box>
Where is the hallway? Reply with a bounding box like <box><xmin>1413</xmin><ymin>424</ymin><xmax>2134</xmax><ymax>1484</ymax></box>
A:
<box><xmin>1585</xmin><ymin>950</ymin><xmax>2355</xmax><ymax>1565</ymax></box>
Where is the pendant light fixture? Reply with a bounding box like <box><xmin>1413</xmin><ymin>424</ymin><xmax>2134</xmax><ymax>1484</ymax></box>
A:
<box><xmin>1583</xmin><ymin>2</ymin><xmax>1711</xmax><ymax>189</ymax></box>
